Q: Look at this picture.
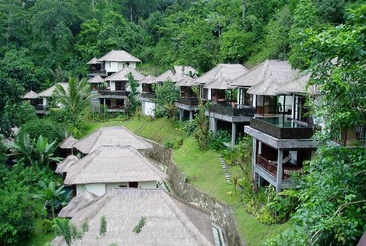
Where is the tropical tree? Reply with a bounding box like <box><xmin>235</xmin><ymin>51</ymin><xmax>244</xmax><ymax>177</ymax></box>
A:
<box><xmin>154</xmin><ymin>80</ymin><xmax>180</xmax><ymax>120</ymax></box>
<box><xmin>125</xmin><ymin>73</ymin><xmax>141</xmax><ymax>116</ymax></box>
<box><xmin>265</xmin><ymin>5</ymin><xmax>366</xmax><ymax>245</ymax></box>
<box><xmin>9</xmin><ymin>134</ymin><xmax>59</xmax><ymax>168</ymax></box>
<box><xmin>34</xmin><ymin>181</ymin><xmax>71</xmax><ymax>219</ymax></box>
<box><xmin>53</xmin><ymin>77</ymin><xmax>91</xmax><ymax>132</ymax></box>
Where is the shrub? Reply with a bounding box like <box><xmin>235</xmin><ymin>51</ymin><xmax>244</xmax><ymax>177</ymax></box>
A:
<box><xmin>17</xmin><ymin>118</ymin><xmax>64</xmax><ymax>144</ymax></box>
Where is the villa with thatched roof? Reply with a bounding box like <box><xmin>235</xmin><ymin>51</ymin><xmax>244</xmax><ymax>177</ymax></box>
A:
<box><xmin>186</xmin><ymin>63</ymin><xmax>253</xmax><ymax>146</ymax></box>
<box><xmin>73</xmin><ymin>126</ymin><xmax>152</xmax><ymax>155</ymax></box>
<box><xmin>236</xmin><ymin>60</ymin><xmax>317</xmax><ymax>192</ymax></box>
<box><xmin>64</xmin><ymin>145</ymin><xmax>167</xmax><ymax>196</ymax></box>
<box><xmin>51</xmin><ymin>188</ymin><xmax>215</xmax><ymax>246</ymax></box>
<box><xmin>35</xmin><ymin>82</ymin><xmax>69</xmax><ymax>114</ymax></box>
<box><xmin>87</xmin><ymin>50</ymin><xmax>141</xmax><ymax>78</ymax></box>
<box><xmin>86</xmin><ymin>50</ymin><xmax>143</xmax><ymax>113</ymax></box>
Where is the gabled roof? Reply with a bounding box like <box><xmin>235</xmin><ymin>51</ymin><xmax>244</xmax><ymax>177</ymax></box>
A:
<box><xmin>245</xmin><ymin>60</ymin><xmax>300</xmax><ymax>95</ymax></box>
<box><xmin>155</xmin><ymin>65</ymin><xmax>197</xmax><ymax>83</ymax></box>
<box><xmin>194</xmin><ymin>64</ymin><xmax>248</xmax><ymax>85</ymax></box>
<box><xmin>97</xmin><ymin>50</ymin><xmax>141</xmax><ymax>63</ymax></box>
<box><xmin>58</xmin><ymin>190</ymin><xmax>99</xmax><ymax>218</ymax></box>
<box><xmin>51</xmin><ymin>188</ymin><xmax>215</xmax><ymax>246</ymax></box>
<box><xmin>87</xmin><ymin>75</ymin><xmax>105</xmax><ymax>83</ymax></box>
<box><xmin>64</xmin><ymin>145</ymin><xmax>167</xmax><ymax>185</ymax></box>
<box><xmin>104</xmin><ymin>67</ymin><xmax>145</xmax><ymax>81</ymax></box>
<box><xmin>155</xmin><ymin>69</ymin><xmax>175</xmax><ymax>82</ymax></box>
<box><xmin>23</xmin><ymin>90</ymin><xmax>39</xmax><ymax>99</ymax></box>
<box><xmin>73</xmin><ymin>126</ymin><xmax>152</xmax><ymax>154</ymax></box>
<box><xmin>203</xmin><ymin>76</ymin><xmax>234</xmax><ymax>90</ymax></box>
<box><xmin>138</xmin><ymin>75</ymin><xmax>156</xmax><ymax>84</ymax></box>
<box><xmin>55</xmin><ymin>155</ymin><xmax>79</xmax><ymax>174</ymax></box>
<box><xmin>59</xmin><ymin>136</ymin><xmax>78</xmax><ymax>149</ymax></box>
<box><xmin>38</xmin><ymin>82</ymin><xmax>69</xmax><ymax>98</ymax></box>
<box><xmin>87</xmin><ymin>57</ymin><xmax>101</xmax><ymax>65</ymax></box>
<box><xmin>175</xmin><ymin>76</ymin><xmax>197</xmax><ymax>87</ymax></box>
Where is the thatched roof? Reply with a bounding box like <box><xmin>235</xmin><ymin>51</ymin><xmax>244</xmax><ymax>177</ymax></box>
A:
<box><xmin>175</xmin><ymin>76</ymin><xmax>197</xmax><ymax>87</ymax></box>
<box><xmin>58</xmin><ymin>190</ymin><xmax>99</xmax><ymax>218</ymax></box>
<box><xmin>55</xmin><ymin>155</ymin><xmax>79</xmax><ymax>174</ymax></box>
<box><xmin>73</xmin><ymin>126</ymin><xmax>152</xmax><ymax>154</ymax></box>
<box><xmin>138</xmin><ymin>75</ymin><xmax>156</xmax><ymax>84</ymax></box>
<box><xmin>97</xmin><ymin>50</ymin><xmax>141</xmax><ymax>62</ymax></box>
<box><xmin>155</xmin><ymin>69</ymin><xmax>175</xmax><ymax>82</ymax></box>
<box><xmin>59</xmin><ymin>136</ymin><xmax>78</xmax><ymax>149</ymax></box>
<box><xmin>155</xmin><ymin>66</ymin><xmax>197</xmax><ymax>83</ymax></box>
<box><xmin>104</xmin><ymin>67</ymin><xmax>145</xmax><ymax>81</ymax></box>
<box><xmin>87</xmin><ymin>57</ymin><xmax>101</xmax><ymax>65</ymax></box>
<box><xmin>51</xmin><ymin>188</ymin><xmax>215</xmax><ymax>246</ymax></box>
<box><xmin>244</xmin><ymin>60</ymin><xmax>300</xmax><ymax>95</ymax></box>
<box><xmin>64</xmin><ymin>145</ymin><xmax>167</xmax><ymax>185</ymax></box>
<box><xmin>277</xmin><ymin>73</ymin><xmax>315</xmax><ymax>95</ymax></box>
<box><xmin>194</xmin><ymin>64</ymin><xmax>248</xmax><ymax>85</ymax></box>
<box><xmin>23</xmin><ymin>90</ymin><xmax>39</xmax><ymax>99</ymax></box>
<box><xmin>203</xmin><ymin>76</ymin><xmax>234</xmax><ymax>90</ymax></box>
<box><xmin>87</xmin><ymin>75</ymin><xmax>105</xmax><ymax>83</ymax></box>
<box><xmin>38</xmin><ymin>82</ymin><xmax>68</xmax><ymax>97</ymax></box>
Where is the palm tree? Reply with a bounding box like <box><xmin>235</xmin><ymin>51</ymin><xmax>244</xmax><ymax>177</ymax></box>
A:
<box><xmin>53</xmin><ymin>77</ymin><xmax>91</xmax><ymax>131</ymax></box>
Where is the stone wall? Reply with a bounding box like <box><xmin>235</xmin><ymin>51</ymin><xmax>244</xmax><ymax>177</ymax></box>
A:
<box><xmin>141</xmin><ymin>139</ymin><xmax>246</xmax><ymax>246</ymax></box>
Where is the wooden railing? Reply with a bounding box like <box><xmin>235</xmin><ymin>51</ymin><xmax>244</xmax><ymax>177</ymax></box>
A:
<box><xmin>256</xmin><ymin>155</ymin><xmax>302</xmax><ymax>180</ymax></box>
<box><xmin>256</xmin><ymin>155</ymin><xmax>277</xmax><ymax>177</ymax></box>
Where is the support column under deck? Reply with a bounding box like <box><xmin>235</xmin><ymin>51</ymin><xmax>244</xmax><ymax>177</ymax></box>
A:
<box><xmin>179</xmin><ymin>108</ymin><xmax>184</xmax><ymax>121</ymax></box>
<box><xmin>189</xmin><ymin>111</ymin><xmax>193</xmax><ymax>120</ymax></box>
<box><xmin>276</xmin><ymin>149</ymin><xmax>283</xmax><ymax>192</ymax></box>
<box><xmin>231</xmin><ymin>122</ymin><xmax>237</xmax><ymax>147</ymax></box>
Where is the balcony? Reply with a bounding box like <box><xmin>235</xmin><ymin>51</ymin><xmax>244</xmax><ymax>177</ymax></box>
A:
<box><xmin>209</xmin><ymin>103</ymin><xmax>255</xmax><ymax>117</ymax></box>
<box><xmin>141</xmin><ymin>92</ymin><xmax>155</xmax><ymax>99</ymax></box>
<box><xmin>177</xmin><ymin>97</ymin><xmax>199</xmax><ymax>106</ymax></box>
<box><xmin>87</xmin><ymin>69</ymin><xmax>107</xmax><ymax>77</ymax></box>
<box><xmin>256</xmin><ymin>155</ymin><xmax>302</xmax><ymax>181</ymax></box>
<box><xmin>98</xmin><ymin>90</ymin><xmax>127</xmax><ymax>98</ymax></box>
<box><xmin>250</xmin><ymin>117</ymin><xmax>314</xmax><ymax>139</ymax></box>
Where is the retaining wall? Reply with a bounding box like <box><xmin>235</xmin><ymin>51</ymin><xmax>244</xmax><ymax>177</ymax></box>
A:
<box><xmin>141</xmin><ymin>140</ymin><xmax>246</xmax><ymax>246</ymax></box>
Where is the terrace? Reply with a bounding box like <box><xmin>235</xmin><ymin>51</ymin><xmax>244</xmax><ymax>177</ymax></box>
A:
<box><xmin>250</xmin><ymin>116</ymin><xmax>314</xmax><ymax>139</ymax></box>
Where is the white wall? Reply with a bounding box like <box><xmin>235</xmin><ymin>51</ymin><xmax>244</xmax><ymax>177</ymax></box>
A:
<box><xmin>105</xmin><ymin>61</ymin><xmax>137</xmax><ymax>73</ymax></box>
<box><xmin>143</xmin><ymin>101</ymin><xmax>155</xmax><ymax>117</ymax></box>
<box><xmin>85</xmin><ymin>183</ymin><xmax>106</xmax><ymax>196</ymax></box>
<box><xmin>139</xmin><ymin>181</ymin><xmax>157</xmax><ymax>189</ymax></box>
<box><xmin>76</xmin><ymin>184</ymin><xmax>85</xmax><ymax>195</ymax></box>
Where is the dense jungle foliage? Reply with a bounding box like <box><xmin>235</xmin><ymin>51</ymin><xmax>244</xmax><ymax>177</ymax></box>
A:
<box><xmin>1</xmin><ymin>0</ymin><xmax>366</xmax><ymax>245</ymax></box>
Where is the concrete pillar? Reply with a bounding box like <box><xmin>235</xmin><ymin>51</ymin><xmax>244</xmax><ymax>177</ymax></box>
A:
<box><xmin>179</xmin><ymin>109</ymin><xmax>184</xmax><ymax>121</ymax></box>
<box><xmin>276</xmin><ymin>149</ymin><xmax>283</xmax><ymax>192</ymax></box>
<box><xmin>252</xmin><ymin>138</ymin><xmax>257</xmax><ymax>182</ymax></box>
<box><xmin>209</xmin><ymin>117</ymin><xmax>217</xmax><ymax>134</ymax></box>
<box><xmin>231</xmin><ymin>122</ymin><xmax>237</xmax><ymax>147</ymax></box>
<box><xmin>189</xmin><ymin>111</ymin><xmax>193</xmax><ymax>120</ymax></box>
